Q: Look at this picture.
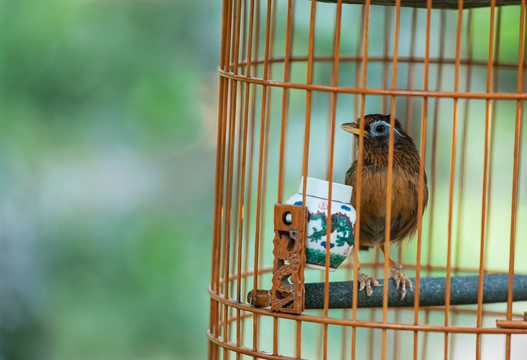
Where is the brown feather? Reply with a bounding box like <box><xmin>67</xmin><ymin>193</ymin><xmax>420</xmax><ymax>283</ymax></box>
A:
<box><xmin>344</xmin><ymin>114</ymin><xmax>429</xmax><ymax>251</ymax></box>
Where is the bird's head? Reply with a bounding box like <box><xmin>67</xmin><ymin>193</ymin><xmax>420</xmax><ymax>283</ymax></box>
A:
<box><xmin>340</xmin><ymin>114</ymin><xmax>412</xmax><ymax>150</ymax></box>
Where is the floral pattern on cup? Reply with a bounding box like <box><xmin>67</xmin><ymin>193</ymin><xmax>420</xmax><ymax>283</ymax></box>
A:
<box><xmin>286</xmin><ymin>178</ymin><xmax>356</xmax><ymax>271</ymax></box>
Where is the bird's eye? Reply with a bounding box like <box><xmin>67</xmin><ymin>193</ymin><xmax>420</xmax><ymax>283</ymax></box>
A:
<box><xmin>375</xmin><ymin>124</ymin><xmax>386</xmax><ymax>133</ymax></box>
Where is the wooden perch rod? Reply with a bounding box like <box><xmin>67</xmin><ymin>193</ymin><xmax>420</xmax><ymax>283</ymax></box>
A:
<box><xmin>304</xmin><ymin>274</ymin><xmax>527</xmax><ymax>309</ymax></box>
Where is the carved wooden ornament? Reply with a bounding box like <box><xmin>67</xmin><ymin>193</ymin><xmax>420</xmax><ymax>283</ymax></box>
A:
<box><xmin>270</xmin><ymin>204</ymin><xmax>308</xmax><ymax>314</ymax></box>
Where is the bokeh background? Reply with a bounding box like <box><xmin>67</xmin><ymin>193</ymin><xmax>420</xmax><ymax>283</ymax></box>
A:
<box><xmin>1</xmin><ymin>0</ymin><xmax>220</xmax><ymax>359</ymax></box>
<box><xmin>2</xmin><ymin>0</ymin><xmax>527</xmax><ymax>359</ymax></box>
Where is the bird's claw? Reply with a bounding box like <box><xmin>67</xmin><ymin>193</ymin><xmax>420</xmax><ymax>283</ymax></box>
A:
<box><xmin>358</xmin><ymin>272</ymin><xmax>381</xmax><ymax>296</ymax></box>
<box><xmin>390</xmin><ymin>264</ymin><xmax>413</xmax><ymax>300</ymax></box>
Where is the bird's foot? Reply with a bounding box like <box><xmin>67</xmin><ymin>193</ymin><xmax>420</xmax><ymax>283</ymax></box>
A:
<box><xmin>390</xmin><ymin>264</ymin><xmax>413</xmax><ymax>300</ymax></box>
<box><xmin>358</xmin><ymin>272</ymin><xmax>381</xmax><ymax>296</ymax></box>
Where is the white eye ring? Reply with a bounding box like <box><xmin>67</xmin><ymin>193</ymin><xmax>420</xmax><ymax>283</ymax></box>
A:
<box><xmin>369</xmin><ymin>120</ymin><xmax>402</xmax><ymax>136</ymax></box>
<box><xmin>370</xmin><ymin>121</ymin><xmax>389</xmax><ymax>136</ymax></box>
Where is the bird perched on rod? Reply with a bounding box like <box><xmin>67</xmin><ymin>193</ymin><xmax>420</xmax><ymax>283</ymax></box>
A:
<box><xmin>341</xmin><ymin>114</ymin><xmax>428</xmax><ymax>300</ymax></box>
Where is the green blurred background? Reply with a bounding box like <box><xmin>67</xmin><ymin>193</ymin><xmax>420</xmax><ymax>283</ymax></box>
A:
<box><xmin>1</xmin><ymin>0</ymin><xmax>220</xmax><ymax>359</ymax></box>
<box><xmin>2</xmin><ymin>0</ymin><xmax>527</xmax><ymax>359</ymax></box>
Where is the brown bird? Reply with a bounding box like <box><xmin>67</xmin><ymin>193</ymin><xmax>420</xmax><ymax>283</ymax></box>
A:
<box><xmin>341</xmin><ymin>114</ymin><xmax>428</xmax><ymax>299</ymax></box>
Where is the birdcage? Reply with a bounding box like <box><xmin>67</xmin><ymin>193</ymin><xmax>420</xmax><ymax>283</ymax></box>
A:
<box><xmin>207</xmin><ymin>0</ymin><xmax>527</xmax><ymax>359</ymax></box>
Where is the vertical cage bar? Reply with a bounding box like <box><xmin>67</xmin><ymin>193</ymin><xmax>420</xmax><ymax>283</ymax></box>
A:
<box><xmin>222</xmin><ymin>74</ymin><xmax>236</xmax><ymax>360</ymax></box>
<box><xmin>221</xmin><ymin>0</ymin><xmax>236</xmax><ymax>354</ymax></box>
<box><xmin>214</xmin><ymin>0</ymin><xmax>235</xmax><ymax>356</ymax></box>
<box><xmin>381</xmin><ymin>1</ymin><xmax>401</xmax><ymax>359</ymax></box>
<box><xmin>301</xmin><ymin>1</ymin><xmax>318</xmax><ymax>356</ymax></box>
<box><xmin>259</xmin><ymin>0</ymin><xmax>278</xmax><ymax>294</ymax></box>
<box><xmin>444</xmin><ymin>2</ymin><xmax>464</xmax><ymax>359</ymax></box>
<box><xmin>323</xmin><ymin>1</ymin><xmax>344</xmax><ymax>359</ymax></box>
<box><xmin>302</xmin><ymin>0</ymin><xmax>317</xmax><ymax>351</ymax></box>
<box><xmin>296</xmin><ymin>319</ymin><xmax>302</xmax><ymax>358</ymax></box>
<box><xmin>506</xmin><ymin>1</ymin><xmax>526</xmax><ymax>358</ymax></box>
<box><xmin>393</xmin><ymin>8</ymin><xmax>418</xmax><ymax>358</ymax></box>
<box><xmin>422</xmin><ymin>11</ymin><xmax>446</xmax><ymax>355</ymax></box>
<box><xmin>243</xmin><ymin>0</ymin><xmax>260</xmax><ymax>352</ymax></box>
<box><xmin>352</xmin><ymin>2</ymin><xmax>371</xmax><ymax>360</ymax></box>
<box><xmin>485</xmin><ymin>6</ymin><xmax>502</xmax><ymax>276</ymax></box>
<box><xmin>223</xmin><ymin>0</ymin><xmax>245</xmax><ymax>352</ymax></box>
<box><xmin>239</xmin><ymin>0</ymin><xmax>257</xmax><ymax>349</ymax></box>
<box><xmin>404</xmin><ymin>8</ymin><xmax>419</xmax><ymax>135</ymax></box>
<box><xmin>232</xmin><ymin>0</ymin><xmax>246</xmax><ymax>306</ymax></box>
<box><xmin>365</xmin><ymin>4</ymin><xmax>378</xmax><ymax>356</ymax></box>
<box><xmin>476</xmin><ymin>2</ymin><xmax>496</xmax><ymax>360</ymax></box>
<box><xmin>274</xmin><ymin>0</ymin><xmax>295</xmax><ymax>356</ymax></box>
<box><xmin>350</xmin><ymin>6</ymin><xmax>366</xmax><ymax>360</ymax></box>
<box><xmin>333</xmin><ymin>6</ymin><xmax>349</xmax><ymax>358</ymax></box>
<box><xmin>453</xmin><ymin>10</ymin><xmax>473</xmax><ymax>277</ymax></box>
<box><xmin>381</xmin><ymin>6</ymin><xmax>393</xmax><ymax>114</ymax></box>
<box><xmin>301</xmin><ymin>0</ymin><xmax>317</xmax><ymax>204</ymax></box>
<box><xmin>413</xmin><ymin>2</ymin><xmax>432</xmax><ymax>360</ymax></box>
<box><xmin>235</xmin><ymin>0</ymin><xmax>256</xmax><ymax>356</ymax></box>
<box><xmin>209</xmin><ymin>0</ymin><xmax>232</xmax><ymax>357</ymax></box>
<box><xmin>252</xmin><ymin>0</ymin><xmax>273</xmax><ymax>356</ymax></box>
<box><xmin>451</xmin><ymin>9</ymin><xmax>473</xmax><ymax>360</ymax></box>
<box><xmin>353</xmin><ymin>5</ymin><xmax>366</xmax><ymax>129</ymax></box>
<box><xmin>277</xmin><ymin>0</ymin><xmax>295</xmax><ymax>204</ymax></box>
<box><xmin>220</xmin><ymin>0</ymin><xmax>235</xmax><ymax>301</ymax></box>
<box><xmin>230</xmin><ymin>0</ymin><xmax>243</xmax><ymax>320</ymax></box>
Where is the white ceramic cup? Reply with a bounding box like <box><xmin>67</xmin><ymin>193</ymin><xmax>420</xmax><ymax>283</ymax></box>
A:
<box><xmin>286</xmin><ymin>177</ymin><xmax>356</xmax><ymax>271</ymax></box>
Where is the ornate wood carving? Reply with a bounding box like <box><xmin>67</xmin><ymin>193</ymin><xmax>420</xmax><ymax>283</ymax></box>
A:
<box><xmin>270</xmin><ymin>204</ymin><xmax>308</xmax><ymax>314</ymax></box>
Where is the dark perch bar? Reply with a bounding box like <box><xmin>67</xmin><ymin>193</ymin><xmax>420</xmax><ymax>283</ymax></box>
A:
<box><xmin>304</xmin><ymin>274</ymin><xmax>527</xmax><ymax>309</ymax></box>
<box><xmin>315</xmin><ymin>0</ymin><xmax>521</xmax><ymax>9</ymax></box>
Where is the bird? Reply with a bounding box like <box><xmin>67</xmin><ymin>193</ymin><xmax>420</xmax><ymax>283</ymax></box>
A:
<box><xmin>341</xmin><ymin>114</ymin><xmax>428</xmax><ymax>300</ymax></box>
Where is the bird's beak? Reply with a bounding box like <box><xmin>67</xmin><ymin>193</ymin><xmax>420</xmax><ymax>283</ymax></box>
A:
<box><xmin>340</xmin><ymin>122</ymin><xmax>369</xmax><ymax>137</ymax></box>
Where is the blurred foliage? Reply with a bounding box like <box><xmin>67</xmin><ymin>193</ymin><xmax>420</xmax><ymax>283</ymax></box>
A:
<box><xmin>1</xmin><ymin>0</ymin><xmax>526</xmax><ymax>359</ymax></box>
<box><xmin>0</xmin><ymin>0</ymin><xmax>220</xmax><ymax>359</ymax></box>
